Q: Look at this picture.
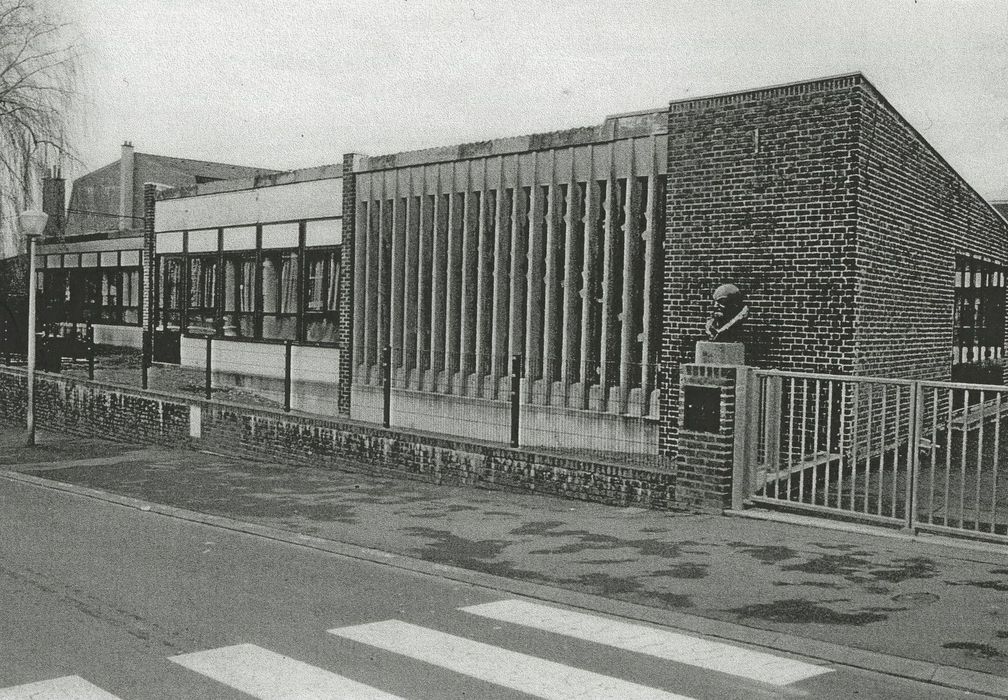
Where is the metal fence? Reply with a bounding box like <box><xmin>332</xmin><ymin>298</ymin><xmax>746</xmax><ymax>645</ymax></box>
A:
<box><xmin>748</xmin><ymin>369</ymin><xmax>1008</xmax><ymax>543</ymax></box>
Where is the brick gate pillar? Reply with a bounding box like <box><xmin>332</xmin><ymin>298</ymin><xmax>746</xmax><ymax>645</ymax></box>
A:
<box><xmin>675</xmin><ymin>345</ymin><xmax>757</xmax><ymax>512</ymax></box>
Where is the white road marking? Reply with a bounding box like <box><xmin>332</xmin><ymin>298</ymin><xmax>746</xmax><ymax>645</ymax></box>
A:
<box><xmin>169</xmin><ymin>643</ymin><xmax>402</xmax><ymax>699</ymax></box>
<box><xmin>0</xmin><ymin>675</ymin><xmax>121</xmax><ymax>699</ymax></box>
<box><xmin>330</xmin><ymin>620</ymin><xmax>692</xmax><ymax>700</ymax></box>
<box><xmin>462</xmin><ymin>599</ymin><xmax>832</xmax><ymax>686</ymax></box>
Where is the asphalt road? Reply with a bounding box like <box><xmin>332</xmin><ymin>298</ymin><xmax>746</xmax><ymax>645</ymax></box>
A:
<box><xmin>0</xmin><ymin>478</ymin><xmax>984</xmax><ymax>699</ymax></box>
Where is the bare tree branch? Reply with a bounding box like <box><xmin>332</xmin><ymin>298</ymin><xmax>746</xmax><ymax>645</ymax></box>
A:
<box><xmin>0</xmin><ymin>0</ymin><xmax>77</xmax><ymax>258</ymax></box>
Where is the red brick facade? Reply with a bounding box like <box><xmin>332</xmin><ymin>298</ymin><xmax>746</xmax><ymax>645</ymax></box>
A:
<box><xmin>658</xmin><ymin>74</ymin><xmax>1008</xmax><ymax>478</ymax></box>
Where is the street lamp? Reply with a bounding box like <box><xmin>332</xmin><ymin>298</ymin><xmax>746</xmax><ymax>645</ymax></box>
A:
<box><xmin>19</xmin><ymin>209</ymin><xmax>48</xmax><ymax>447</ymax></box>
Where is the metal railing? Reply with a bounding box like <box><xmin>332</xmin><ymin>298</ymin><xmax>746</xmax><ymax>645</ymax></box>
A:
<box><xmin>747</xmin><ymin>369</ymin><xmax>1008</xmax><ymax>543</ymax></box>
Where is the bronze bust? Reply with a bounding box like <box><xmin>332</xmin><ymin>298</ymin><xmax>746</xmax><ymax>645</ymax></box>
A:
<box><xmin>705</xmin><ymin>283</ymin><xmax>749</xmax><ymax>342</ymax></box>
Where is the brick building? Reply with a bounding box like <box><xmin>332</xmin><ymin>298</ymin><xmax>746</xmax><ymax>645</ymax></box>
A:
<box><xmin>32</xmin><ymin>143</ymin><xmax>276</xmax><ymax>348</ymax></box>
<box><xmin>122</xmin><ymin>73</ymin><xmax>1008</xmax><ymax>501</ymax></box>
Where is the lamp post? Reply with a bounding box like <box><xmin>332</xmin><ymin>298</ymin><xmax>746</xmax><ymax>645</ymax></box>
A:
<box><xmin>19</xmin><ymin>209</ymin><xmax>48</xmax><ymax>447</ymax></box>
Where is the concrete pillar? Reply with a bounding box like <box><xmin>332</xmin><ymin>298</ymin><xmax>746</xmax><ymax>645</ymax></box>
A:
<box><xmin>429</xmin><ymin>177</ymin><xmax>447</xmax><ymax>380</ymax></box>
<box><xmin>353</xmin><ymin>193</ymin><xmax>368</xmax><ymax>379</ymax></box>
<box><xmin>639</xmin><ymin>154</ymin><xmax>659</xmax><ymax>416</ymax></box>
<box><xmin>416</xmin><ymin>178</ymin><xmax>434</xmax><ymax>389</ymax></box>
<box><xmin>617</xmin><ymin>169</ymin><xmax>638</xmax><ymax>415</ymax></box>
<box><xmin>524</xmin><ymin>181</ymin><xmax>546</xmax><ymax>400</ymax></box>
<box><xmin>577</xmin><ymin>171</ymin><xmax>600</xmax><ymax>411</ymax></box>
<box><xmin>490</xmin><ymin>159</ymin><xmax>512</xmax><ymax>395</ymax></box>
<box><xmin>403</xmin><ymin>193</ymin><xmax>419</xmax><ymax>385</ymax></box>
<box><xmin>390</xmin><ymin>187</ymin><xmax>405</xmax><ymax>382</ymax></box>
<box><xmin>508</xmin><ymin>184</ymin><xmax>527</xmax><ymax>362</ymax></box>
<box><xmin>474</xmin><ymin>184</ymin><xmax>491</xmax><ymax>393</ymax></box>
<box><xmin>594</xmin><ymin>176</ymin><xmax>617</xmax><ymax>411</ymax></box>
<box><xmin>443</xmin><ymin>184</ymin><xmax>462</xmax><ymax>391</ymax></box>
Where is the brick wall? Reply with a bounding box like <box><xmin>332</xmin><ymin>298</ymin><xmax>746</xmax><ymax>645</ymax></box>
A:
<box><xmin>675</xmin><ymin>364</ymin><xmax>738</xmax><ymax>511</ymax></box>
<box><xmin>854</xmin><ymin>83</ymin><xmax>1008</xmax><ymax>381</ymax></box>
<box><xmin>0</xmin><ymin>368</ymin><xmax>679</xmax><ymax>510</ymax></box>
<box><xmin>660</xmin><ymin>75</ymin><xmax>863</xmax><ymax>454</ymax></box>
<box><xmin>337</xmin><ymin>153</ymin><xmax>360</xmax><ymax>415</ymax></box>
<box><xmin>0</xmin><ymin>369</ymin><xmax>189</xmax><ymax>445</ymax></box>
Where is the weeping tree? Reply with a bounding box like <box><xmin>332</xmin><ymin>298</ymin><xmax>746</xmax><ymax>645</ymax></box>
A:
<box><xmin>0</xmin><ymin>0</ymin><xmax>77</xmax><ymax>264</ymax></box>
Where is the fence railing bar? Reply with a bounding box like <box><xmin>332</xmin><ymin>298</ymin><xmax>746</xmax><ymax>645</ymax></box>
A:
<box><xmin>992</xmin><ymin>392</ymin><xmax>1002</xmax><ymax>533</ymax></box>
<box><xmin>945</xmin><ymin>387</ymin><xmax>954</xmax><ymax>528</ymax></box>
<box><xmin>825</xmin><ymin>379</ymin><xmax>834</xmax><ymax>509</ymax></box>
<box><xmin>799</xmin><ymin>377</ymin><xmax>809</xmax><ymax>504</ymax></box>
<box><xmin>864</xmin><ymin>384</ymin><xmax>874</xmax><ymax>514</ymax></box>
<box><xmin>959</xmin><ymin>389</ymin><xmax>969</xmax><ymax>529</ymax></box>
<box><xmin>809</xmin><ymin>379</ymin><xmax>821</xmax><ymax>505</ymax></box>
<box><xmin>754</xmin><ymin>369</ymin><xmax>915</xmax><ymax>385</ymax></box>
<box><xmin>892</xmin><ymin>384</ymin><xmax>901</xmax><ymax>519</ymax></box>
<box><xmin>975</xmin><ymin>389</ymin><xmax>985</xmax><ymax>532</ymax></box>
<box><xmin>787</xmin><ymin>377</ymin><xmax>796</xmax><ymax>502</ymax></box>
<box><xmin>905</xmin><ymin>383</ymin><xmax>919</xmax><ymax>529</ymax></box>
<box><xmin>928</xmin><ymin>388</ymin><xmax>937</xmax><ymax>525</ymax></box>
<box><xmin>878</xmin><ymin>385</ymin><xmax>888</xmax><ymax>517</ymax></box>
<box><xmin>850</xmin><ymin>383</ymin><xmax>860</xmax><ymax>513</ymax></box>
<box><xmin>837</xmin><ymin>381</ymin><xmax>846</xmax><ymax>511</ymax></box>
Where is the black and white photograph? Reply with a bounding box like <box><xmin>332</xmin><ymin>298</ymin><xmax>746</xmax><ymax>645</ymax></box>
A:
<box><xmin>0</xmin><ymin>1</ymin><xmax>1007</xmax><ymax>697</ymax></box>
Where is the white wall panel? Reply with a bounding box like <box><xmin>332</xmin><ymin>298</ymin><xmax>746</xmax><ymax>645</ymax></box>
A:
<box><xmin>156</xmin><ymin>178</ymin><xmax>342</xmax><ymax>232</ymax></box>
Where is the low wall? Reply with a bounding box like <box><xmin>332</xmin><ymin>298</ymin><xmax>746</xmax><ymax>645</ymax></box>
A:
<box><xmin>180</xmin><ymin>337</ymin><xmax>342</xmax><ymax>415</ymax></box>
<box><xmin>0</xmin><ymin>368</ymin><xmax>677</xmax><ymax>509</ymax></box>
<box><xmin>351</xmin><ymin>382</ymin><xmax>660</xmax><ymax>458</ymax></box>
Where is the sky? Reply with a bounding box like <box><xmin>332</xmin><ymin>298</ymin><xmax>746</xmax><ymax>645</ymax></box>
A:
<box><xmin>63</xmin><ymin>0</ymin><xmax>1008</xmax><ymax>200</ymax></box>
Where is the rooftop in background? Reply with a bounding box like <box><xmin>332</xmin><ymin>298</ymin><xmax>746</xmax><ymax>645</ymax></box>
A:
<box><xmin>63</xmin><ymin>143</ymin><xmax>281</xmax><ymax>239</ymax></box>
<box><xmin>993</xmin><ymin>201</ymin><xmax>1008</xmax><ymax>222</ymax></box>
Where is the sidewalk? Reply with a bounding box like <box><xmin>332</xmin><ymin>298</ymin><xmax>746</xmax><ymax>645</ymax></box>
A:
<box><xmin>1</xmin><ymin>423</ymin><xmax>1006</xmax><ymax>685</ymax></box>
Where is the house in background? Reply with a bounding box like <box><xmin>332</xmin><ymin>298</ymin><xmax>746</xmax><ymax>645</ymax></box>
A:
<box><xmin>34</xmin><ymin>143</ymin><xmax>278</xmax><ymax>347</ymax></box>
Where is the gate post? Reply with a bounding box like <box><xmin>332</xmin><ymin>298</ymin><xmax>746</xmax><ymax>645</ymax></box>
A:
<box><xmin>676</xmin><ymin>342</ymin><xmax>758</xmax><ymax>512</ymax></box>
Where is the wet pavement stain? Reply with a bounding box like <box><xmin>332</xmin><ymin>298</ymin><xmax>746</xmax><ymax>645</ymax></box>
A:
<box><xmin>581</xmin><ymin>558</ymin><xmax>638</xmax><ymax>565</ymax></box>
<box><xmin>728</xmin><ymin>599</ymin><xmax>907</xmax><ymax>625</ymax></box>
<box><xmin>991</xmin><ymin>568</ymin><xmax>1008</xmax><ymax>575</ymax></box>
<box><xmin>892</xmin><ymin>591</ymin><xmax>940</xmax><ymax>605</ymax></box>
<box><xmin>650</xmin><ymin>563</ymin><xmax>709</xmax><ymax>579</ymax></box>
<box><xmin>729</xmin><ymin>544</ymin><xmax>800</xmax><ymax>563</ymax></box>
<box><xmin>942</xmin><ymin>642</ymin><xmax>1005</xmax><ymax>659</ymax></box>
<box><xmin>946</xmin><ymin>579</ymin><xmax>1008</xmax><ymax>592</ymax></box>
<box><xmin>508</xmin><ymin>521</ymin><xmax>568</xmax><ymax>536</ymax></box>
<box><xmin>772</xmin><ymin>581</ymin><xmax>845</xmax><ymax>590</ymax></box>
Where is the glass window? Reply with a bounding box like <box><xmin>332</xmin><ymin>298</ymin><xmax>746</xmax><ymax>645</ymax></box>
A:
<box><xmin>261</xmin><ymin>250</ymin><xmax>298</xmax><ymax>340</ymax></box>
<box><xmin>123</xmin><ymin>269</ymin><xmax>140</xmax><ymax>325</ymax></box>
<box><xmin>304</xmin><ymin>247</ymin><xmax>340</xmax><ymax>344</ymax></box>
<box><xmin>159</xmin><ymin>255</ymin><xmax>184</xmax><ymax>329</ymax></box>
<box><xmin>223</xmin><ymin>254</ymin><xmax>256</xmax><ymax>338</ymax></box>
<box><xmin>187</xmin><ymin>255</ymin><xmax>218</xmax><ymax>335</ymax></box>
<box><xmin>100</xmin><ymin>269</ymin><xmax>121</xmax><ymax>324</ymax></box>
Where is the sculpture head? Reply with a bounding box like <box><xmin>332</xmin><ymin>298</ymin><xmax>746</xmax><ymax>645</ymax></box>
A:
<box><xmin>706</xmin><ymin>283</ymin><xmax>748</xmax><ymax>341</ymax></box>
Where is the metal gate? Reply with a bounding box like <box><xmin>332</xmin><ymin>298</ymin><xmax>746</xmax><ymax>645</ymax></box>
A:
<box><xmin>743</xmin><ymin>370</ymin><xmax>1008</xmax><ymax>544</ymax></box>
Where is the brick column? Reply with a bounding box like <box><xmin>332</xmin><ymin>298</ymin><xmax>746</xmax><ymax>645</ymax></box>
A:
<box><xmin>337</xmin><ymin>153</ymin><xmax>364</xmax><ymax>415</ymax></box>
<box><xmin>675</xmin><ymin>363</ymin><xmax>756</xmax><ymax>511</ymax></box>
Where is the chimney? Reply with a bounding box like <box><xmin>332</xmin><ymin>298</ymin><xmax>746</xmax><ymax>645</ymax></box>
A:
<box><xmin>42</xmin><ymin>166</ymin><xmax>65</xmax><ymax>239</ymax></box>
<box><xmin>119</xmin><ymin>141</ymin><xmax>135</xmax><ymax>231</ymax></box>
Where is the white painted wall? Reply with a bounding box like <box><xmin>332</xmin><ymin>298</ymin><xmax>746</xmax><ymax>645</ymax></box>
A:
<box><xmin>156</xmin><ymin>177</ymin><xmax>342</xmax><ymax>232</ymax></box>
<box><xmin>180</xmin><ymin>336</ymin><xmax>342</xmax><ymax>414</ymax></box>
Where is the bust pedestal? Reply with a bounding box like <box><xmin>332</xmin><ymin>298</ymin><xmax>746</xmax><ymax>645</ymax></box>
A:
<box><xmin>694</xmin><ymin>340</ymin><xmax>745</xmax><ymax>366</ymax></box>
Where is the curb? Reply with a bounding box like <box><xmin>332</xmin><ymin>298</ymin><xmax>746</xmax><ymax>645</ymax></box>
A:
<box><xmin>2</xmin><ymin>468</ymin><xmax>1005</xmax><ymax>699</ymax></box>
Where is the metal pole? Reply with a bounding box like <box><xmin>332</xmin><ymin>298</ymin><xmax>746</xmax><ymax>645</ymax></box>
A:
<box><xmin>26</xmin><ymin>235</ymin><xmax>37</xmax><ymax>446</ymax></box>
<box><xmin>204</xmin><ymin>334</ymin><xmax>212</xmax><ymax>400</ymax></box>
<box><xmin>87</xmin><ymin>323</ymin><xmax>94</xmax><ymax>380</ymax></box>
<box><xmin>382</xmin><ymin>344</ymin><xmax>391</xmax><ymax>428</ymax></box>
<box><xmin>510</xmin><ymin>354</ymin><xmax>521</xmax><ymax>448</ymax></box>
<box><xmin>284</xmin><ymin>340</ymin><xmax>292</xmax><ymax>413</ymax></box>
<box><xmin>141</xmin><ymin>329</ymin><xmax>149</xmax><ymax>389</ymax></box>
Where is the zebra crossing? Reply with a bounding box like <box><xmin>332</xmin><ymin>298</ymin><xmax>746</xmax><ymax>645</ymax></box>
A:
<box><xmin>0</xmin><ymin>599</ymin><xmax>831</xmax><ymax>699</ymax></box>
